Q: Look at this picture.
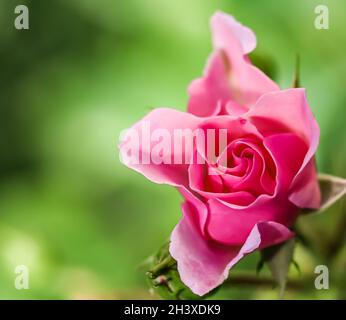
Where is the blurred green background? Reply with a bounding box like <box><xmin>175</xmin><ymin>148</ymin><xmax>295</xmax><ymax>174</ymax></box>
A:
<box><xmin>0</xmin><ymin>0</ymin><xmax>345</xmax><ymax>299</ymax></box>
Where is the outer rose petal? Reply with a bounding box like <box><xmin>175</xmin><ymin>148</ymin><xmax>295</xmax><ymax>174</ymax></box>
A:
<box><xmin>264</xmin><ymin>133</ymin><xmax>308</xmax><ymax>191</ymax></box>
<box><xmin>212</xmin><ymin>11</ymin><xmax>257</xmax><ymax>55</ymax></box>
<box><xmin>207</xmin><ymin>194</ymin><xmax>298</xmax><ymax>246</ymax></box>
<box><xmin>247</xmin><ymin>88</ymin><xmax>321</xmax><ymax>209</ymax></box>
<box><xmin>177</xmin><ymin>187</ymin><xmax>209</xmax><ymax>237</ymax></box>
<box><xmin>187</xmin><ymin>51</ymin><xmax>231</xmax><ymax>117</ymax></box>
<box><xmin>289</xmin><ymin>159</ymin><xmax>320</xmax><ymax>208</ymax></box>
<box><xmin>210</xmin><ymin>11</ymin><xmax>279</xmax><ymax>103</ymax></box>
<box><xmin>170</xmin><ymin>199</ymin><xmax>294</xmax><ymax>296</ymax></box>
<box><xmin>119</xmin><ymin>108</ymin><xmax>201</xmax><ymax>187</ymax></box>
<box><xmin>187</xmin><ymin>11</ymin><xmax>279</xmax><ymax>117</ymax></box>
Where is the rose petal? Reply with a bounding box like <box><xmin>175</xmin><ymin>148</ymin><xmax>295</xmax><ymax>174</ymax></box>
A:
<box><xmin>247</xmin><ymin>88</ymin><xmax>321</xmax><ymax>208</ymax></box>
<box><xmin>188</xmin><ymin>11</ymin><xmax>279</xmax><ymax>117</ymax></box>
<box><xmin>206</xmin><ymin>194</ymin><xmax>297</xmax><ymax>245</ymax></box>
<box><xmin>225</xmin><ymin>100</ymin><xmax>249</xmax><ymax>116</ymax></box>
<box><xmin>119</xmin><ymin>108</ymin><xmax>201</xmax><ymax>186</ymax></box>
<box><xmin>264</xmin><ymin>133</ymin><xmax>308</xmax><ymax>191</ymax></box>
<box><xmin>187</xmin><ymin>51</ymin><xmax>230</xmax><ymax>117</ymax></box>
<box><xmin>195</xmin><ymin>116</ymin><xmax>263</xmax><ymax>163</ymax></box>
<box><xmin>177</xmin><ymin>186</ymin><xmax>209</xmax><ymax>237</ymax></box>
<box><xmin>289</xmin><ymin>159</ymin><xmax>320</xmax><ymax>209</ymax></box>
<box><xmin>170</xmin><ymin>200</ymin><xmax>294</xmax><ymax>296</ymax></box>
<box><xmin>212</xmin><ymin>11</ymin><xmax>257</xmax><ymax>55</ymax></box>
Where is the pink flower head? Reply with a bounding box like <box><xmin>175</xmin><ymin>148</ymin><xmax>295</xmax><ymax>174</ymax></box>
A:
<box><xmin>119</xmin><ymin>11</ymin><xmax>320</xmax><ymax>296</ymax></box>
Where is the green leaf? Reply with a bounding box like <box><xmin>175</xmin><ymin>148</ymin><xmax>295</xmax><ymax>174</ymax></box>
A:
<box><xmin>261</xmin><ymin>238</ymin><xmax>296</xmax><ymax>299</ymax></box>
<box><xmin>303</xmin><ymin>174</ymin><xmax>346</xmax><ymax>214</ymax></box>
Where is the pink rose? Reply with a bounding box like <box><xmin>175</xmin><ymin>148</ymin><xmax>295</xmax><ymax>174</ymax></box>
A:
<box><xmin>119</xmin><ymin>11</ymin><xmax>320</xmax><ymax>296</ymax></box>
